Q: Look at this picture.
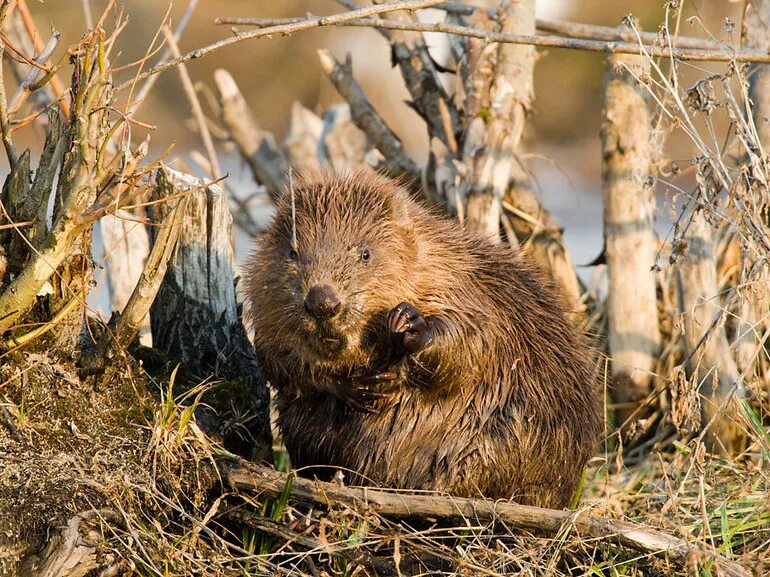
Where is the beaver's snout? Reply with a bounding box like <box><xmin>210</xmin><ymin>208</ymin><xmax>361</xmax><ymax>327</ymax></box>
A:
<box><xmin>304</xmin><ymin>285</ymin><xmax>342</xmax><ymax>320</ymax></box>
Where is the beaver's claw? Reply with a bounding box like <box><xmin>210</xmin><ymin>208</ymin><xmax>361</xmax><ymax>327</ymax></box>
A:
<box><xmin>334</xmin><ymin>371</ymin><xmax>398</xmax><ymax>413</ymax></box>
<box><xmin>388</xmin><ymin>301</ymin><xmax>432</xmax><ymax>354</ymax></box>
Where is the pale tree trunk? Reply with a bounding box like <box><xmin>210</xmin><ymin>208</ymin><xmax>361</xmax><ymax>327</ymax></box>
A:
<box><xmin>465</xmin><ymin>0</ymin><xmax>535</xmax><ymax>241</ymax></box>
<box><xmin>601</xmin><ymin>53</ymin><xmax>661</xmax><ymax>431</ymax></box>
<box><xmin>735</xmin><ymin>0</ymin><xmax>770</xmax><ymax>383</ymax></box>
<box><xmin>678</xmin><ymin>213</ymin><xmax>744</xmax><ymax>453</ymax></box>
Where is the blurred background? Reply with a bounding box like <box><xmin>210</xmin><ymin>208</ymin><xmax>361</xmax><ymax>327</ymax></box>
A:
<box><xmin>22</xmin><ymin>1</ymin><xmax>746</xmax><ymax>308</ymax></box>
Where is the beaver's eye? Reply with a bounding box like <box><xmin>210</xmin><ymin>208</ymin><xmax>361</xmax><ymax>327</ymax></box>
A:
<box><xmin>288</xmin><ymin>248</ymin><xmax>299</xmax><ymax>261</ymax></box>
<box><xmin>361</xmin><ymin>249</ymin><xmax>371</xmax><ymax>262</ymax></box>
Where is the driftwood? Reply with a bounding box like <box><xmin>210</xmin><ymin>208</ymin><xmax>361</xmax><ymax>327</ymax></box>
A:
<box><xmin>601</xmin><ymin>52</ymin><xmax>661</xmax><ymax>429</ymax></box>
<box><xmin>148</xmin><ymin>167</ymin><xmax>272</xmax><ymax>461</ymax></box>
<box><xmin>224</xmin><ymin>461</ymin><xmax>750</xmax><ymax>577</ymax></box>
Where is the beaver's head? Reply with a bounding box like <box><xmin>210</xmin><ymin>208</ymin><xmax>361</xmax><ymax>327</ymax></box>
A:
<box><xmin>246</xmin><ymin>170</ymin><xmax>418</xmax><ymax>371</ymax></box>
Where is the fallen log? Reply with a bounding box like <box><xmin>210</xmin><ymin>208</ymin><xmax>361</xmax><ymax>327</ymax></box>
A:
<box><xmin>224</xmin><ymin>460</ymin><xmax>750</xmax><ymax>577</ymax></box>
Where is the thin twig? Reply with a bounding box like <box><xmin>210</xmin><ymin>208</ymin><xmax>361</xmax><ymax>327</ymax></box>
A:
<box><xmin>115</xmin><ymin>0</ymin><xmax>446</xmax><ymax>92</ymax></box>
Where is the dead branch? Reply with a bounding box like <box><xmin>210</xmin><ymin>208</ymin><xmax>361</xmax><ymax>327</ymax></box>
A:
<box><xmin>359</xmin><ymin>0</ymin><xmax>461</xmax><ymax>148</ymax></box>
<box><xmin>214</xmin><ymin>68</ymin><xmax>287</xmax><ymax>201</ymax></box>
<box><xmin>14</xmin><ymin>0</ymin><xmax>70</xmax><ymax>117</ymax></box>
<box><xmin>115</xmin><ymin>0</ymin><xmax>447</xmax><ymax>93</ymax></box>
<box><xmin>224</xmin><ymin>462</ymin><xmax>751</xmax><ymax>577</ymax></box>
<box><xmin>317</xmin><ymin>49</ymin><xmax>419</xmax><ymax>183</ymax></box>
<box><xmin>7</xmin><ymin>29</ymin><xmax>59</xmax><ymax>116</ymax></box>
<box><xmin>216</xmin><ymin>11</ymin><xmax>726</xmax><ymax>53</ymax></box>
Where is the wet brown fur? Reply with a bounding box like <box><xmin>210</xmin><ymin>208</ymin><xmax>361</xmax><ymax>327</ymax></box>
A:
<box><xmin>245</xmin><ymin>170</ymin><xmax>602</xmax><ymax>508</ymax></box>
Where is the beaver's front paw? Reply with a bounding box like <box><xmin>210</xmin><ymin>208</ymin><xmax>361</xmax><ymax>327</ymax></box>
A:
<box><xmin>388</xmin><ymin>301</ymin><xmax>432</xmax><ymax>354</ymax></box>
<box><xmin>333</xmin><ymin>370</ymin><xmax>397</xmax><ymax>414</ymax></box>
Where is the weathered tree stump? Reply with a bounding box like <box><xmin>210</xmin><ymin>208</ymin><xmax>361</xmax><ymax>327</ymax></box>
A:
<box><xmin>148</xmin><ymin>167</ymin><xmax>272</xmax><ymax>462</ymax></box>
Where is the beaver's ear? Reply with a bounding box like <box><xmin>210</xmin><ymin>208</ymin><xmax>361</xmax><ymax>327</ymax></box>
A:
<box><xmin>388</xmin><ymin>184</ymin><xmax>413</xmax><ymax>229</ymax></box>
<box><xmin>387</xmin><ymin>183</ymin><xmax>419</xmax><ymax>243</ymax></box>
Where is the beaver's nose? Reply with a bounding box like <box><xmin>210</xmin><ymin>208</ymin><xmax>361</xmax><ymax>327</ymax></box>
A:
<box><xmin>304</xmin><ymin>285</ymin><xmax>341</xmax><ymax>320</ymax></box>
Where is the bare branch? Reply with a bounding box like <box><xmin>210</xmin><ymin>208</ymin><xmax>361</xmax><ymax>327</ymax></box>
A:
<box><xmin>216</xmin><ymin>16</ymin><xmax>770</xmax><ymax>64</ymax></box>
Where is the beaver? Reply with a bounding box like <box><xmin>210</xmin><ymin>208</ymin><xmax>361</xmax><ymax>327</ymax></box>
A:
<box><xmin>245</xmin><ymin>170</ymin><xmax>601</xmax><ymax>509</ymax></box>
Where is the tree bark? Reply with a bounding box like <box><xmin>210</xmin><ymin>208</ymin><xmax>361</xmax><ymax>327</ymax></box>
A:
<box><xmin>601</xmin><ymin>52</ymin><xmax>661</xmax><ymax>431</ymax></box>
<box><xmin>149</xmin><ymin>167</ymin><xmax>272</xmax><ymax>462</ymax></box>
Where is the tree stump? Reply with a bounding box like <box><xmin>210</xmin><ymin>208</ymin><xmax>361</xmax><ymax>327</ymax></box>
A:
<box><xmin>148</xmin><ymin>167</ymin><xmax>272</xmax><ymax>462</ymax></box>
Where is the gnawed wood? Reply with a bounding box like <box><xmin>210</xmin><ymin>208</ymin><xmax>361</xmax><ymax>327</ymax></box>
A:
<box><xmin>320</xmin><ymin>103</ymin><xmax>371</xmax><ymax>173</ymax></box>
<box><xmin>284</xmin><ymin>102</ymin><xmax>324</xmax><ymax>174</ymax></box>
<box><xmin>149</xmin><ymin>167</ymin><xmax>272</xmax><ymax>461</ymax></box>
